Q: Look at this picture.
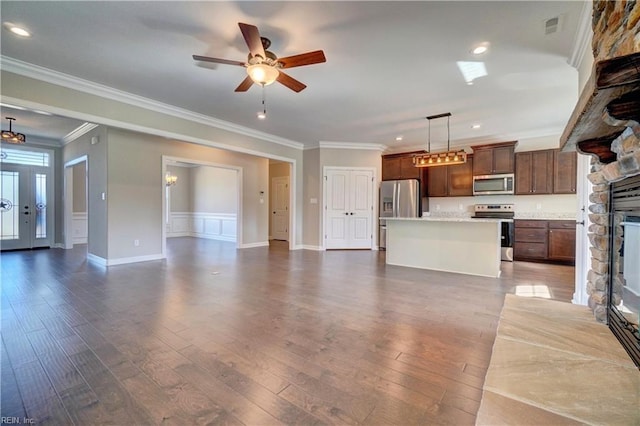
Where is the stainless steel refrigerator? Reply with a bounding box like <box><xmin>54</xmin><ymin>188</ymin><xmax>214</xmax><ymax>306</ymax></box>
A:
<box><xmin>379</xmin><ymin>179</ymin><xmax>423</xmax><ymax>249</ymax></box>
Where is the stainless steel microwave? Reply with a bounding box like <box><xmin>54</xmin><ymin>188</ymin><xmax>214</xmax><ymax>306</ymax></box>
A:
<box><xmin>473</xmin><ymin>173</ymin><xmax>515</xmax><ymax>195</ymax></box>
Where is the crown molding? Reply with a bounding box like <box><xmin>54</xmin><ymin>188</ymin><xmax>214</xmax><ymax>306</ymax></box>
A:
<box><xmin>318</xmin><ymin>141</ymin><xmax>388</xmax><ymax>151</ymax></box>
<box><xmin>0</xmin><ymin>56</ymin><xmax>304</xmax><ymax>150</ymax></box>
<box><xmin>567</xmin><ymin>0</ymin><xmax>593</xmax><ymax>69</ymax></box>
<box><xmin>62</xmin><ymin>122</ymin><xmax>99</xmax><ymax>145</ymax></box>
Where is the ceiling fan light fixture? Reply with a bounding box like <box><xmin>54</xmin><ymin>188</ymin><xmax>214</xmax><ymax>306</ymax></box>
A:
<box><xmin>247</xmin><ymin>63</ymin><xmax>279</xmax><ymax>86</ymax></box>
<box><xmin>1</xmin><ymin>117</ymin><xmax>26</xmax><ymax>144</ymax></box>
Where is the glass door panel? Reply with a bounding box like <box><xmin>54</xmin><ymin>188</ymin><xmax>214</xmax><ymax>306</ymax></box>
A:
<box><xmin>0</xmin><ymin>165</ymin><xmax>52</xmax><ymax>250</ymax></box>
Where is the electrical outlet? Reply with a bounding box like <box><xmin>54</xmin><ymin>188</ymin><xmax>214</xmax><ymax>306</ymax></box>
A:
<box><xmin>536</xmin><ymin>203</ymin><xmax>542</xmax><ymax>210</ymax></box>
<box><xmin>458</xmin><ymin>204</ymin><xmax>464</xmax><ymax>211</ymax></box>
<box><xmin>436</xmin><ymin>204</ymin><xmax>441</xmax><ymax>211</ymax></box>
<box><xmin>134</xmin><ymin>239</ymin><xmax>140</xmax><ymax>247</ymax></box>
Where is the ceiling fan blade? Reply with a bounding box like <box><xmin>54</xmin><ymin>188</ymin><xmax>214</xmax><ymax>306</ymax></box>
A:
<box><xmin>278</xmin><ymin>50</ymin><xmax>327</xmax><ymax>69</ymax></box>
<box><xmin>192</xmin><ymin>55</ymin><xmax>245</xmax><ymax>67</ymax></box>
<box><xmin>276</xmin><ymin>71</ymin><xmax>307</xmax><ymax>92</ymax></box>
<box><xmin>238</xmin><ymin>23</ymin><xmax>265</xmax><ymax>59</ymax></box>
<box><xmin>234</xmin><ymin>76</ymin><xmax>254</xmax><ymax>92</ymax></box>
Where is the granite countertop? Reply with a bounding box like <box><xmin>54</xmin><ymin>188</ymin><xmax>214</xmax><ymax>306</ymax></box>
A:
<box><xmin>514</xmin><ymin>212</ymin><xmax>578</xmax><ymax>220</ymax></box>
<box><xmin>382</xmin><ymin>216</ymin><xmax>511</xmax><ymax>223</ymax></box>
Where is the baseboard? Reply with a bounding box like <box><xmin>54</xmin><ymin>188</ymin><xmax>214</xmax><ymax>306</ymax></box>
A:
<box><xmin>301</xmin><ymin>245</ymin><xmax>324</xmax><ymax>251</ymax></box>
<box><xmin>52</xmin><ymin>243</ymin><xmax>65</xmax><ymax>249</ymax></box>
<box><xmin>87</xmin><ymin>253</ymin><xmax>107</xmax><ymax>266</ymax></box>
<box><xmin>106</xmin><ymin>253</ymin><xmax>165</xmax><ymax>266</ymax></box>
<box><xmin>88</xmin><ymin>252</ymin><xmax>165</xmax><ymax>266</ymax></box>
<box><xmin>238</xmin><ymin>241</ymin><xmax>269</xmax><ymax>249</ymax></box>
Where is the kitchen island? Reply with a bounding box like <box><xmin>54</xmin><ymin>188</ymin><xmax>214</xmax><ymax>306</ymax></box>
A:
<box><xmin>384</xmin><ymin>217</ymin><xmax>506</xmax><ymax>278</ymax></box>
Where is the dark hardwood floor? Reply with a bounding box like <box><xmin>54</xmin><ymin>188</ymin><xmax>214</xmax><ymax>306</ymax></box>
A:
<box><xmin>0</xmin><ymin>238</ymin><xmax>575</xmax><ymax>425</ymax></box>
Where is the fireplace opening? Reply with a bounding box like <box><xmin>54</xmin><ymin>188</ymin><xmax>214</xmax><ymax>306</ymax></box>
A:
<box><xmin>609</xmin><ymin>174</ymin><xmax>640</xmax><ymax>368</ymax></box>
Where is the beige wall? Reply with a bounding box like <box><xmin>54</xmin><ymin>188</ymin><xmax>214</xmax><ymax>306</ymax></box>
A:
<box><xmin>191</xmin><ymin>166</ymin><xmax>237</xmax><ymax>214</ymax></box>
<box><xmin>106</xmin><ymin>127</ymin><xmax>268</xmax><ymax>260</ymax></box>
<box><xmin>167</xmin><ymin>165</ymin><xmax>191</xmax><ymax>212</ymax></box>
<box><xmin>72</xmin><ymin>163</ymin><xmax>87</xmax><ymax>212</ymax></box>
<box><xmin>63</xmin><ymin>126</ymin><xmax>109</xmax><ymax>258</ymax></box>
<box><xmin>2</xmin><ymin>70</ymin><xmax>304</xmax><ymax>250</ymax></box>
<box><xmin>303</xmin><ymin>149</ymin><xmax>321</xmax><ymax>247</ymax></box>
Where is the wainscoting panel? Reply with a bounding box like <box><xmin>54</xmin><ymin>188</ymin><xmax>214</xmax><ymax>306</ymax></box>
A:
<box><xmin>72</xmin><ymin>212</ymin><xmax>88</xmax><ymax>244</ymax></box>
<box><xmin>167</xmin><ymin>212</ymin><xmax>237</xmax><ymax>242</ymax></box>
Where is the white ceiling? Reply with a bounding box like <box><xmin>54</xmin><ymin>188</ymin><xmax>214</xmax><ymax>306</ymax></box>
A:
<box><xmin>0</xmin><ymin>1</ymin><xmax>587</xmax><ymax>152</ymax></box>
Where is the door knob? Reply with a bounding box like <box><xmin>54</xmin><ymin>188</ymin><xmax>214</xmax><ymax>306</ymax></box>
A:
<box><xmin>350</xmin><ymin>212</ymin><xmax>354</xmax><ymax>215</ymax></box>
<box><xmin>23</xmin><ymin>211</ymin><xmax>30</xmax><ymax>215</ymax></box>
<box><xmin>344</xmin><ymin>212</ymin><xmax>349</xmax><ymax>215</ymax></box>
<box><xmin>273</xmin><ymin>211</ymin><xmax>276</xmax><ymax>214</ymax></box>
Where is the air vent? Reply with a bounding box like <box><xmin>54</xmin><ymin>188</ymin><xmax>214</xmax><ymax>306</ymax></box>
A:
<box><xmin>544</xmin><ymin>16</ymin><xmax>560</xmax><ymax>35</ymax></box>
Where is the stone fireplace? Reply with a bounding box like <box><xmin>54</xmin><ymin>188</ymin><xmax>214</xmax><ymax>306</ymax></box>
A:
<box><xmin>561</xmin><ymin>1</ymin><xmax>640</xmax><ymax>366</ymax></box>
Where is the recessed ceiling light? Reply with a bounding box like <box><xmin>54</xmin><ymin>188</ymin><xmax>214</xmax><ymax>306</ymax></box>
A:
<box><xmin>257</xmin><ymin>111</ymin><xmax>266</xmax><ymax>120</ymax></box>
<box><xmin>471</xmin><ymin>123</ymin><xmax>482</xmax><ymax>129</ymax></box>
<box><xmin>471</xmin><ymin>42</ymin><xmax>490</xmax><ymax>55</ymax></box>
<box><xmin>3</xmin><ymin>22</ymin><xmax>31</xmax><ymax>38</ymax></box>
<box><xmin>395</xmin><ymin>136</ymin><xmax>403</xmax><ymax>141</ymax></box>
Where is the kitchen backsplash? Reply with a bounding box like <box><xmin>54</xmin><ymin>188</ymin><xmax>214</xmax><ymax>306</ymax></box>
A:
<box><xmin>426</xmin><ymin>194</ymin><xmax>577</xmax><ymax>219</ymax></box>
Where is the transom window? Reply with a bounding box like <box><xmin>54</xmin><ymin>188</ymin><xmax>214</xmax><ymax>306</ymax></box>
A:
<box><xmin>0</xmin><ymin>147</ymin><xmax>50</xmax><ymax>167</ymax></box>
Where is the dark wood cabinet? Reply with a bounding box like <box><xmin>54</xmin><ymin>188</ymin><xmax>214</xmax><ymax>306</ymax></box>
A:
<box><xmin>514</xmin><ymin>220</ymin><xmax>548</xmax><ymax>261</ymax></box>
<box><xmin>548</xmin><ymin>221</ymin><xmax>577</xmax><ymax>262</ymax></box>
<box><xmin>472</xmin><ymin>141</ymin><xmax>516</xmax><ymax>175</ymax></box>
<box><xmin>553</xmin><ymin>150</ymin><xmax>577</xmax><ymax>194</ymax></box>
<box><xmin>427</xmin><ymin>155</ymin><xmax>473</xmax><ymax>197</ymax></box>
<box><xmin>427</xmin><ymin>165</ymin><xmax>448</xmax><ymax>197</ymax></box>
<box><xmin>514</xmin><ymin>219</ymin><xmax>575</xmax><ymax>264</ymax></box>
<box><xmin>382</xmin><ymin>153</ymin><xmax>422</xmax><ymax>180</ymax></box>
<box><xmin>515</xmin><ymin>149</ymin><xmax>577</xmax><ymax>195</ymax></box>
<box><xmin>515</xmin><ymin>150</ymin><xmax>554</xmax><ymax>195</ymax></box>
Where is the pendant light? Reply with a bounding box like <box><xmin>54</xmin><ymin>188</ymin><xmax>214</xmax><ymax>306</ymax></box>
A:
<box><xmin>1</xmin><ymin>117</ymin><xmax>26</xmax><ymax>144</ymax></box>
<box><xmin>413</xmin><ymin>112</ymin><xmax>467</xmax><ymax>167</ymax></box>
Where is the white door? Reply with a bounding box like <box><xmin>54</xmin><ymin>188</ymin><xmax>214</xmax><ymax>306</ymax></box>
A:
<box><xmin>271</xmin><ymin>176</ymin><xmax>289</xmax><ymax>241</ymax></box>
<box><xmin>1</xmin><ymin>164</ymin><xmax>52</xmax><ymax>250</ymax></box>
<box><xmin>325</xmin><ymin>169</ymin><xmax>374</xmax><ymax>249</ymax></box>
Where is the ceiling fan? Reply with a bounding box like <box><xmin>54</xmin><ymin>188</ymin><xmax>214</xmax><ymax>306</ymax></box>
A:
<box><xmin>193</xmin><ymin>22</ymin><xmax>326</xmax><ymax>93</ymax></box>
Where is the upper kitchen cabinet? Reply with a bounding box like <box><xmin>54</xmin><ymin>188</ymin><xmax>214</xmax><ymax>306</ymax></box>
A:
<box><xmin>553</xmin><ymin>150</ymin><xmax>577</xmax><ymax>194</ymax></box>
<box><xmin>472</xmin><ymin>141</ymin><xmax>517</xmax><ymax>175</ymax></box>
<box><xmin>382</xmin><ymin>153</ymin><xmax>421</xmax><ymax>180</ymax></box>
<box><xmin>427</xmin><ymin>155</ymin><xmax>473</xmax><ymax>197</ymax></box>
<box><xmin>515</xmin><ymin>150</ymin><xmax>554</xmax><ymax>195</ymax></box>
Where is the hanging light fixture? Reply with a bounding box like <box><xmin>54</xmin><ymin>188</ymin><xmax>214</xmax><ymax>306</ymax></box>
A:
<box><xmin>1</xmin><ymin>117</ymin><xmax>26</xmax><ymax>144</ymax></box>
<box><xmin>257</xmin><ymin>84</ymin><xmax>267</xmax><ymax>119</ymax></box>
<box><xmin>413</xmin><ymin>112</ymin><xmax>467</xmax><ymax>168</ymax></box>
<box><xmin>165</xmin><ymin>172</ymin><xmax>178</xmax><ymax>187</ymax></box>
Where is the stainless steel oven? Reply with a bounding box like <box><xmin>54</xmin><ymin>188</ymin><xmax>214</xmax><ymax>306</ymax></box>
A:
<box><xmin>473</xmin><ymin>204</ymin><xmax>514</xmax><ymax>261</ymax></box>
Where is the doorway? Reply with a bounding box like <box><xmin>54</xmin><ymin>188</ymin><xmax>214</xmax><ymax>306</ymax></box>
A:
<box><xmin>63</xmin><ymin>156</ymin><xmax>88</xmax><ymax>251</ymax></box>
<box><xmin>162</xmin><ymin>156</ymin><xmax>242</xmax><ymax>257</ymax></box>
<box><xmin>0</xmin><ymin>147</ymin><xmax>53</xmax><ymax>250</ymax></box>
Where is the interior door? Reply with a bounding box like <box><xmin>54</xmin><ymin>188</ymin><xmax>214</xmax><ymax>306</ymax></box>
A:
<box><xmin>0</xmin><ymin>164</ymin><xmax>52</xmax><ymax>250</ymax></box>
<box><xmin>271</xmin><ymin>176</ymin><xmax>289</xmax><ymax>241</ymax></box>
<box><xmin>325</xmin><ymin>169</ymin><xmax>374</xmax><ymax>249</ymax></box>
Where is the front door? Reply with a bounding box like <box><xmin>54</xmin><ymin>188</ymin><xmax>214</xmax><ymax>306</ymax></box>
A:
<box><xmin>1</xmin><ymin>164</ymin><xmax>52</xmax><ymax>250</ymax></box>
